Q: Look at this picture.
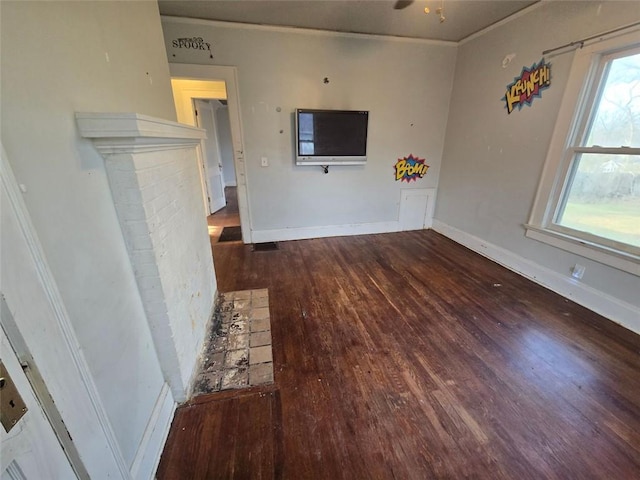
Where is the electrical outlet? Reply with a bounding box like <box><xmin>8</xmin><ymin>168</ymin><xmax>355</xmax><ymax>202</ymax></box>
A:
<box><xmin>261</xmin><ymin>156</ymin><xmax>269</xmax><ymax>167</ymax></box>
<box><xmin>571</xmin><ymin>264</ymin><xmax>585</xmax><ymax>279</ymax></box>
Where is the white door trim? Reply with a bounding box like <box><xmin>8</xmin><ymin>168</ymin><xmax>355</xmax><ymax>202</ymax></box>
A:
<box><xmin>1</xmin><ymin>146</ymin><xmax>129</xmax><ymax>478</ymax></box>
<box><xmin>169</xmin><ymin>64</ymin><xmax>253</xmax><ymax>244</ymax></box>
<box><xmin>1</xmin><ymin>295</ymin><xmax>89</xmax><ymax>479</ymax></box>
<box><xmin>0</xmin><ymin>320</ymin><xmax>77</xmax><ymax>478</ymax></box>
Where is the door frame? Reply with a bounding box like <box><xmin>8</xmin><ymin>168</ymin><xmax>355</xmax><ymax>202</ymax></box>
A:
<box><xmin>169</xmin><ymin>64</ymin><xmax>252</xmax><ymax>244</ymax></box>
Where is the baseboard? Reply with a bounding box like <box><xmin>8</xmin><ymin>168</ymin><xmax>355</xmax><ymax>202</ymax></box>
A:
<box><xmin>432</xmin><ymin>220</ymin><xmax>640</xmax><ymax>335</ymax></box>
<box><xmin>251</xmin><ymin>221</ymin><xmax>401</xmax><ymax>243</ymax></box>
<box><xmin>130</xmin><ymin>383</ymin><xmax>176</xmax><ymax>480</ymax></box>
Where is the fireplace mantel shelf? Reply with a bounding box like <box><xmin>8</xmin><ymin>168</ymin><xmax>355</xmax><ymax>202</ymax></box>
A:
<box><xmin>76</xmin><ymin>112</ymin><xmax>205</xmax><ymax>154</ymax></box>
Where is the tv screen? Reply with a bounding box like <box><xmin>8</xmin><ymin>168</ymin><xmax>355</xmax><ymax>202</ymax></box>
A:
<box><xmin>295</xmin><ymin>109</ymin><xmax>368</xmax><ymax>165</ymax></box>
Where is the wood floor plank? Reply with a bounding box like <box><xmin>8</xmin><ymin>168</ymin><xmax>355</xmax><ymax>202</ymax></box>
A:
<box><xmin>158</xmin><ymin>230</ymin><xmax>640</xmax><ymax>479</ymax></box>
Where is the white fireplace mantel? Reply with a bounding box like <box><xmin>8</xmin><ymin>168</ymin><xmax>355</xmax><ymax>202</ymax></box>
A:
<box><xmin>76</xmin><ymin>112</ymin><xmax>205</xmax><ymax>154</ymax></box>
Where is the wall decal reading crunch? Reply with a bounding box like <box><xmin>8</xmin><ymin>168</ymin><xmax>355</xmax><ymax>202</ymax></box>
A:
<box><xmin>395</xmin><ymin>154</ymin><xmax>429</xmax><ymax>182</ymax></box>
<box><xmin>503</xmin><ymin>58</ymin><xmax>551</xmax><ymax>114</ymax></box>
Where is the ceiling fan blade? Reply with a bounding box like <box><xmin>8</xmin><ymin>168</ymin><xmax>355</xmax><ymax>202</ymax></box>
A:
<box><xmin>393</xmin><ymin>0</ymin><xmax>414</xmax><ymax>10</ymax></box>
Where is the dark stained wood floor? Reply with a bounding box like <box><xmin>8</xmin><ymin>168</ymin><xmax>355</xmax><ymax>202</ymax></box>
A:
<box><xmin>157</xmin><ymin>230</ymin><xmax>640</xmax><ymax>479</ymax></box>
<box><xmin>208</xmin><ymin>187</ymin><xmax>241</xmax><ymax>244</ymax></box>
<box><xmin>208</xmin><ymin>187</ymin><xmax>240</xmax><ymax>228</ymax></box>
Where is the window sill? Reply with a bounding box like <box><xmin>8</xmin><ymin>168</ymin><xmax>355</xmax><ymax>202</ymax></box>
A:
<box><xmin>524</xmin><ymin>224</ymin><xmax>640</xmax><ymax>276</ymax></box>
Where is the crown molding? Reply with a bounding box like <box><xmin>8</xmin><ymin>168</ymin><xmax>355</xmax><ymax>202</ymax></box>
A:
<box><xmin>161</xmin><ymin>15</ymin><xmax>458</xmax><ymax>47</ymax></box>
<box><xmin>458</xmin><ymin>1</ymin><xmax>545</xmax><ymax>45</ymax></box>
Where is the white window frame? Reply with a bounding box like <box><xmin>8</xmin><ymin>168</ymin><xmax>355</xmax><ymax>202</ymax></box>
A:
<box><xmin>526</xmin><ymin>29</ymin><xmax>640</xmax><ymax>277</ymax></box>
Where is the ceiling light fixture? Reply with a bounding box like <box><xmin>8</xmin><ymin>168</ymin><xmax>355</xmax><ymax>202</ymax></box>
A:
<box><xmin>436</xmin><ymin>0</ymin><xmax>445</xmax><ymax>23</ymax></box>
<box><xmin>422</xmin><ymin>1</ymin><xmax>445</xmax><ymax>23</ymax></box>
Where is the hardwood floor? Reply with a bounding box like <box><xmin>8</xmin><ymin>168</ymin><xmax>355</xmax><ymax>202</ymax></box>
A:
<box><xmin>157</xmin><ymin>230</ymin><xmax>640</xmax><ymax>479</ymax></box>
<box><xmin>208</xmin><ymin>186</ymin><xmax>241</xmax><ymax>243</ymax></box>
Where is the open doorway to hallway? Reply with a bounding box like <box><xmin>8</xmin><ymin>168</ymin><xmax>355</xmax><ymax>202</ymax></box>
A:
<box><xmin>169</xmin><ymin>64</ymin><xmax>252</xmax><ymax>245</ymax></box>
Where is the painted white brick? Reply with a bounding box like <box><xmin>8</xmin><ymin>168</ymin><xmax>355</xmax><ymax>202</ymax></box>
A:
<box><xmin>107</xmin><ymin>156</ymin><xmax>136</xmax><ymax>173</ymax></box>
<box><xmin>131</xmin><ymin>249</ymin><xmax>156</xmax><ymax>266</ymax></box>
<box><xmin>124</xmin><ymin>231</ymin><xmax>154</xmax><ymax>251</ymax></box>
<box><xmin>103</xmin><ymin>140</ymin><xmax>215</xmax><ymax>401</ymax></box>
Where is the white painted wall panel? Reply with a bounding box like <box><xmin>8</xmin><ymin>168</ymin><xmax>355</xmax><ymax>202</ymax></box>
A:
<box><xmin>399</xmin><ymin>188</ymin><xmax>436</xmax><ymax>231</ymax></box>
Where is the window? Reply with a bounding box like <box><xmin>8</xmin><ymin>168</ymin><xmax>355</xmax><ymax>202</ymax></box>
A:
<box><xmin>526</xmin><ymin>30</ymin><xmax>640</xmax><ymax>276</ymax></box>
<box><xmin>298</xmin><ymin>112</ymin><xmax>315</xmax><ymax>155</ymax></box>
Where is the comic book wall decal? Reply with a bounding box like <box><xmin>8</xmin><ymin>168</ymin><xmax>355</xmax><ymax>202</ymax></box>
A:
<box><xmin>503</xmin><ymin>58</ymin><xmax>551</xmax><ymax>114</ymax></box>
<box><xmin>395</xmin><ymin>154</ymin><xmax>429</xmax><ymax>182</ymax></box>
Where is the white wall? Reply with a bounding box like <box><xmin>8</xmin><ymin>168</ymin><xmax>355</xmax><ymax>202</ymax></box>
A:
<box><xmin>436</xmin><ymin>2</ymin><xmax>640</xmax><ymax>325</ymax></box>
<box><xmin>1</xmin><ymin>0</ymin><xmax>177</xmax><ymax>469</ymax></box>
<box><xmin>161</xmin><ymin>18</ymin><xmax>457</xmax><ymax>236</ymax></box>
<box><xmin>215</xmin><ymin>106</ymin><xmax>237</xmax><ymax>187</ymax></box>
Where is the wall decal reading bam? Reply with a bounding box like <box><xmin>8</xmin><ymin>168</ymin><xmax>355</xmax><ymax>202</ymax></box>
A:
<box><xmin>503</xmin><ymin>58</ymin><xmax>551</xmax><ymax>114</ymax></box>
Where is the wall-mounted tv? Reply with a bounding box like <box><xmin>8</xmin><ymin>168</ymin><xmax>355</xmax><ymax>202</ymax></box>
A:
<box><xmin>295</xmin><ymin>109</ymin><xmax>369</xmax><ymax>165</ymax></box>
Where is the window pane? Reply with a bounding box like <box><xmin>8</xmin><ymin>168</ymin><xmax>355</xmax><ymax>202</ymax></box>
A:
<box><xmin>584</xmin><ymin>52</ymin><xmax>640</xmax><ymax>148</ymax></box>
<box><xmin>557</xmin><ymin>153</ymin><xmax>640</xmax><ymax>247</ymax></box>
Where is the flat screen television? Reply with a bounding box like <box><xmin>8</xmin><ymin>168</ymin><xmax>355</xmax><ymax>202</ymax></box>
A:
<box><xmin>295</xmin><ymin>109</ymin><xmax>369</xmax><ymax>165</ymax></box>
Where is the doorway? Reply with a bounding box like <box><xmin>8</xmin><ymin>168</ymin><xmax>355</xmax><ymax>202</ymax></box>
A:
<box><xmin>169</xmin><ymin>65</ymin><xmax>251</xmax><ymax>245</ymax></box>
<box><xmin>193</xmin><ymin>98</ymin><xmax>226</xmax><ymax>214</ymax></box>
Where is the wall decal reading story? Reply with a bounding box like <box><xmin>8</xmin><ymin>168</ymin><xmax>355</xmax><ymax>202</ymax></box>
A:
<box><xmin>503</xmin><ymin>58</ymin><xmax>551</xmax><ymax>114</ymax></box>
<box><xmin>395</xmin><ymin>154</ymin><xmax>429</xmax><ymax>182</ymax></box>
<box><xmin>171</xmin><ymin>37</ymin><xmax>213</xmax><ymax>58</ymax></box>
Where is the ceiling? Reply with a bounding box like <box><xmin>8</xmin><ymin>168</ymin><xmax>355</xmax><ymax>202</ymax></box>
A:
<box><xmin>158</xmin><ymin>0</ymin><xmax>540</xmax><ymax>43</ymax></box>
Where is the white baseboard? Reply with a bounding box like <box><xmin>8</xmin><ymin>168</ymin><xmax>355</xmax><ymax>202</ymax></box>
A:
<box><xmin>251</xmin><ymin>221</ymin><xmax>401</xmax><ymax>243</ymax></box>
<box><xmin>130</xmin><ymin>383</ymin><xmax>176</xmax><ymax>480</ymax></box>
<box><xmin>432</xmin><ymin>220</ymin><xmax>640</xmax><ymax>335</ymax></box>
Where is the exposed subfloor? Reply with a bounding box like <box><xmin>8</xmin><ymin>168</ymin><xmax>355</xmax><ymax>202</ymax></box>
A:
<box><xmin>192</xmin><ymin>289</ymin><xmax>274</xmax><ymax>395</ymax></box>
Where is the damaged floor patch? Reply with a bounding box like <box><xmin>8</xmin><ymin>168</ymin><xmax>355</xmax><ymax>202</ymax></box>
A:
<box><xmin>192</xmin><ymin>289</ymin><xmax>274</xmax><ymax>395</ymax></box>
